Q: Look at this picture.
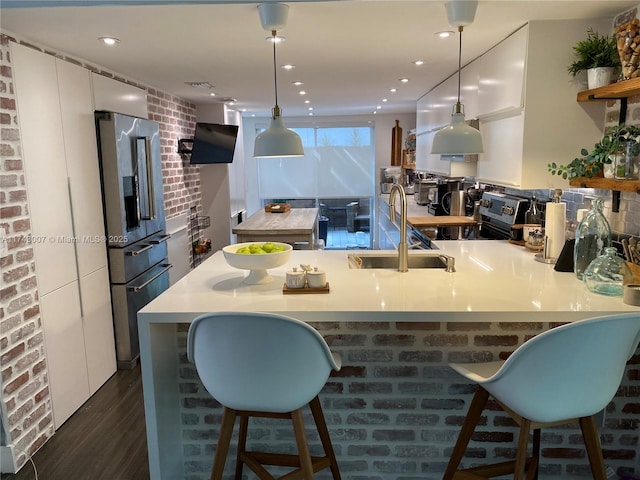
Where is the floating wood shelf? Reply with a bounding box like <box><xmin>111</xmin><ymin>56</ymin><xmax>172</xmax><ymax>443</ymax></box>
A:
<box><xmin>569</xmin><ymin>177</ymin><xmax>640</xmax><ymax>213</ymax></box>
<box><xmin>576</xmin><ymin>77</ymin><xmax>640</xmax><ymax>102</ymax></box>
<box><xmin>568</xmin><ymin>177</ymin><xmax>640</xmax><ymax>192</ymax></box>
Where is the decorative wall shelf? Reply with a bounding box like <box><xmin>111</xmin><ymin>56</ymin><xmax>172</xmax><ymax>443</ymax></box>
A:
<box><xmin>569</xmin><ymin>177</ymin><xmax>640</xmax><ymax>192</ymax></box>
<box><xmin>569</xmin><ymin>177</ymin><xmax>640</xmax><ymax>212</ymax></box>
<box><xmin>575</xmin><ymin>79</ymin><xmax>640</xmax><ymax>212</ymax></box>
<box><xmin>576</xmin><ymin>77</ymin><xmax>640</xmax><ymax>103</ymax></box>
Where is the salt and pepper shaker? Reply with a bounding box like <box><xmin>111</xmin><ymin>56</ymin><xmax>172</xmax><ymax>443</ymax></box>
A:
<box><xmin>285</xmin><ymin>267</ymin><xmax>306</xmax><ymax>289</ymax></box>
<box><xmin>307</xmin><ymin>267</ymin><xmax>327</xmax><ymax>289</ymax></box>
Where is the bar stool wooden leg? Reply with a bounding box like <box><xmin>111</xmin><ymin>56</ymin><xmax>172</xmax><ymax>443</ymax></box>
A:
<box><xmin>513</xmin><ymin>418</ymin><xmax>531</xmax><ymax>480</ymax></box>
<box><xmin>211</xmin><ymin>407</ymin><xmax>237</xmax><ymax>480</ymax></box>
<box><xmin>309</xmin><ymin>396</ymin><xmax>341</xmax><ymax>480</ymax></box>
<box><xmin>580</xmin><ymin>416</ymin><xmax>607</xmax><ymax>480</ymax></box>
<box><xmin>291</xmin><ymin>409</ymin><xmax>315</xmax><ymax>480</ymax></box>
<box><xmin>443</xmin><ymin>386</ymin><xmax>491</xmax><ymax>480</ymax></box>
<box><xmin>235</xmin><ymin>414</ymin><xmax>250</xmax><ymax>480</ymax></box>
<box><xmin>530</xmin><ymin>428</ymin><xmax>541</xmax><ymax>480</ymax></box>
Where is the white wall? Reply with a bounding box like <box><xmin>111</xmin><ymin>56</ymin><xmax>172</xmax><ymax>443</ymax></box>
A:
<box><xmin>241</xmin><ymin>112</ymin><xmax>416</xmax><ymax>216</ymax></box>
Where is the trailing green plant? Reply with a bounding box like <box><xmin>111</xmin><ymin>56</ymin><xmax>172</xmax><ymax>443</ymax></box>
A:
<box><xmin>548</xmin><ymin>124</ymin><xmax>640</xmax><ymax>179</ymax></box>
<box><xmin>568</xmin><ymin>28</ymin><xmax>620</xmax><ymax>76</ymax></box>
<box><xmin>548</xmin><ymin>149</ymin><xmax>601</xmax><ymax>180</ymax></box>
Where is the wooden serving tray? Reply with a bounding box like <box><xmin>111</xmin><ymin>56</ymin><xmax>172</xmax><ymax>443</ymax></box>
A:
<box><xmin>283</xmin><ymin>282</ymin><xmax>330</xmax><ymax>294</ymax></box>
<box><xmin>265</xmin><ymin>203</ymin><xmax>291</xmax><ymax>213</ymax></box>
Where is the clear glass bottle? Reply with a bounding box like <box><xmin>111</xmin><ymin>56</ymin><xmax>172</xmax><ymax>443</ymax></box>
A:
<box><xmin>573</xmin><ymin>198</ymin><xmax>612</xmax><ymax>280</ymax></box>
<box><xmin>525</xmin><ymin>195</ymin><xmax>542</xmax><ymax>225</ymax></box>
<box><xmin>583</xmin><ymin>247</ymin><xmax>633</xmax><ymax>296</ymax></box>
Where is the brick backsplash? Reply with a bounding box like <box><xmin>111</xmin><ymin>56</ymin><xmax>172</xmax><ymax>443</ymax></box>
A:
<box><xmin>176</xmin><ymin>322</ymin><xmax>640</xmax><ymax>480</ymax></box>
<box><xmin>0</xmin><ymin>32</ymin><xmax>200</xmax><ymax>471</ymax></box>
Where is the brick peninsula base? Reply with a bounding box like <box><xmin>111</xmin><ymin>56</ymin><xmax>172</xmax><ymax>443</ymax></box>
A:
<box><xmin>138</xmin><ymin>245</ymin><xmax>639</xmax><ymax>480</ymax></box>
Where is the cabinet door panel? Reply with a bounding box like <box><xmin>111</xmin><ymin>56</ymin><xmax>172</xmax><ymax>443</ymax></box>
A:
<box><xmin>80</xmin><ymin>267</ymin><xmax>116</xmax><ymax>394</ymax></box>
<box><xmin>460</xmin><ymin>59</ymin><xmax>480</xmax><ymax>119</ymax></box>
<box><xmin>477</xmin><ymin>112</ymin><xmax>525</xmax><ymax>186</ymax></box>
<box><xmin>40</xmin><ymin>282</ymin><xmax>89</xmax><ymax>428</ymax></box>
<box><xmin>91</xmin><ymin>72</ymin><xmax>148</xmax><ymax>118</ymax></box>
<box><xmin>478</xmin><ymin>25</ymin><xmax>527</xmax><ymax>116</ymax></box>
<box><xmin>11</xmin><ymin>43</ymin><xmax>76</xmax><ymax>295</ymax></box>
<box><xmin>57</xmin><ymin>60</ymin><xmax>108</xmax><ymax>277</ymax></box>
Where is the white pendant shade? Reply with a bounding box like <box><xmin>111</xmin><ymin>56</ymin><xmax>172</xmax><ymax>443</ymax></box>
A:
<box><xmin>432</xmin><ymin>111</ymin><xmax>483</xmax><ymax>155</ymax></box>
<box><xmin>254</xmin><ymin>114</ymin><xmax>304</xmax><ymax>158</ymax></box>
<box><xmin>258</xmin><ymin>3</ymin><xmax>289</xmax><ymax>32</ymax></box>
<box><xmin>445</xmin><ymin>0</ymin><xmax>478</xmax><ymax>27</ymax></box>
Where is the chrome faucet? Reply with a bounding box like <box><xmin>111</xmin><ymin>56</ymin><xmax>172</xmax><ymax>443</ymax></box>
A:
<box><xmin>389</xmin><ymin>184</ymin><xmax>408</xmax><ymax>272</ymax></box>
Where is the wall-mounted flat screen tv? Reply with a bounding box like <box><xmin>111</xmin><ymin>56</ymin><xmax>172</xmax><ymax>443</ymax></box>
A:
<box><xmin>189</xmin><ymin>122</ymin><xmax>239</xmax><ymax>164</ymax></box>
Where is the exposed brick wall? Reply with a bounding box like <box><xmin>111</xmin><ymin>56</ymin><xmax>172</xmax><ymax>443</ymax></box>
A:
<box><xmin>176</xmin><ymin>322</ymin><xmax>640</xmax><ymax>480</ymax></box>
<box><xmin>0</xmin><ymin>33</ymin><xmax>53</xmax><ymax>470</ymax></box>
<box><xmin>0</xmin><ymin>32</ymin><xmax>200</xmax><ymax>471</ymax></box>
<box><xmin>146</xmin><ymin>88</ymin><xmax>199</xmax><ymax>220</ymax></box>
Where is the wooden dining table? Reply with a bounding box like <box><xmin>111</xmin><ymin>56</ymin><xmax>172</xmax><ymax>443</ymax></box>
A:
<box><xmin>232</xmin><ymin>207</ymin><xmax>319</xmax><ymax>249</ymax></box>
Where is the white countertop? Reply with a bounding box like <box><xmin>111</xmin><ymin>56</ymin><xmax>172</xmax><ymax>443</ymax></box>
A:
<box><xmin>139</xmin><ymin>241</ymin><xmax>635</xmax><ymax>323</ymax></box>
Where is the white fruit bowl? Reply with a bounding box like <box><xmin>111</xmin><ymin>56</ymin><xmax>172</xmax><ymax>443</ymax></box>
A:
<box><xmin>222</xmin><ymin>242</ymin><xmax>293</xmax><ymax>284</ymax></box>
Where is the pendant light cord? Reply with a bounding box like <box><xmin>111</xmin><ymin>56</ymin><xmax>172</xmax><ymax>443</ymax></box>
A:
<box><xmin>455</xmin><ymin>25</ymin><xmax>464</xmax><ymax>111</ymax></box>
<box><xmin>271</xmin><ymin>30</ymin><xmax>279</xmax><ymax>114</ymax></box>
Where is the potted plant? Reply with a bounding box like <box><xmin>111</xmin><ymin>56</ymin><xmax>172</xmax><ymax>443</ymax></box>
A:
<box><xmin>568</xmin><ymin>28</ymin><xmax>620</xmax><ymax>89</ymax></box>
<box><xmin>548</xmin><ymin>124</ymin><xmax>640</xmax><ymax>180</ymax></box>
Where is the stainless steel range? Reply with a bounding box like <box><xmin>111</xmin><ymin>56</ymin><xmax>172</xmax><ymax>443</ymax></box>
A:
<box><xmin>478</xmin><ymin>191</ymin><xmax>529</xmax><ymax>240</ymax></box>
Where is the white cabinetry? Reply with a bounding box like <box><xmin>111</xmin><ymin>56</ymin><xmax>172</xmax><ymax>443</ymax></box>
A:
<box><xmin>477</xmin><ymin>26</ymin><xmax>527</xmax><ymax>116</ymax></box>
<box><xmin>475</xmin><ymin>20</ymin><xmax>608</xmax><ymax>188</ymax></box>
<box><xmin>12</xmin><ymin>43</ymin><xmax>116</xmax><ymax>427</ymax></box>
<box><xmin>91</xmin><ymin>72</ymin><xmax>148</xmax><ymax>118</ymax></box>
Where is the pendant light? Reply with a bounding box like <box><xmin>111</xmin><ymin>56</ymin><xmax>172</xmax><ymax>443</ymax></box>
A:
<box><xmin>431</xmin><ymin>0</ymin><xmax>483</xmax><ymax>155</ymax></box>
<box><xmin>254</xmin><ymin>3</ymin><xmax>304</xmax><ymax>158</ymax></box>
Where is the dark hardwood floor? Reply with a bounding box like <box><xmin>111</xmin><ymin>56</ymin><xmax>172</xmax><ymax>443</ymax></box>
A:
<box><xmin>2</xmin><ymin>366</ymin><xmax>149</xmax><ymax>480</ymax></box>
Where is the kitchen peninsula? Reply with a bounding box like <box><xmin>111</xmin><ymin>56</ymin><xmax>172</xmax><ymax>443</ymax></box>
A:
<box><xmin>138</xmin><ymin>242</ymin><xmax>638</xmax><ymax>480</ymax></box>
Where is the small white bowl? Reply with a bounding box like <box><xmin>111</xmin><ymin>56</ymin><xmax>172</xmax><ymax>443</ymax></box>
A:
<box><xmin>222</xmin><ymin>242</ymin><xmax>292</xmax><ymax>284</ymax></box>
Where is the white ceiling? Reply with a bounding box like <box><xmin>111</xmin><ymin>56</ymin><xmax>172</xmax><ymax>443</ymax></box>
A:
<box><xmin>1</xmin><ymin>0</ymin><xmax>637</xmax><ymax>118</ymax></box>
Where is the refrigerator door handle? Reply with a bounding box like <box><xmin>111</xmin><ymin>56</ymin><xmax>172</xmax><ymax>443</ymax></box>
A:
<box><xmin>148</xmin><ymin>234</ymin><xmax>171</xmax><ymax>245</ymax></box>
<box><xmin>125</xmin><ymin>244</ymin><xmax>154</xmax><ymax>256</ymax></box>
<box><xmin>136</xmin><ymin>136</ymin><xmax>155</xmax><ymax>221</ymax></box>
<box><xmin>127</xmin><ymin>264</ymin><xmax>173</xmax><ymax>293</ymax></box>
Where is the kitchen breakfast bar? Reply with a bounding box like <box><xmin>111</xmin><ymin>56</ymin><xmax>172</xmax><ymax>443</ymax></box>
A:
<box><xmin>138</xmin><ymin>241</ymin><xmax>638</xmax><ymax>480</ymax></box>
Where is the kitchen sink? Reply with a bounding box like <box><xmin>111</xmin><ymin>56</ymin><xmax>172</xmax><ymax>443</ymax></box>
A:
<box><xmin>348</xmin><ymin>253</ymin><xmax>454</xmax><ymax>270</ymax></box>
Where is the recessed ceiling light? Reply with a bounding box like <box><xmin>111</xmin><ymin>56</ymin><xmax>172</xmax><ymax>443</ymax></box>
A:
<box><xmin>436</xmin><ymin>31</ymin><xmax>455</xmax><ymax>38</ymax></box>
<box><xmin>299</xmin><ymin>91</ymin><xmax>306</xmax><ymax>95</ymax></box>
<box><xmin>304</xmin><ymin>100</ymin><xmax>310</xmax><ymax>104</ymax></box>
<box><xmin>376</xmin><ymin>105</ymin><xmax>382</xmax><ymax>110</ymax></box>
<box><xmin>308</xmin><ymin>107</ymin><xmax>313</xmax><ymax>111</ymax></box>
<box><xmin>382</xmin><ymin>98</ymin><xmax>388</xmax><ymax>102</ymax></box>
<box><xmin>292</xmin><ymin>81</ymin><xmax>304</xmax><ymax>86</ymax></box>
<box><xmin>413</xmin><ymin>60</ymin><xmax>424</xmax><ymax>66</ymax></box>
<box><xmin>209</xmin><ymin>93</ymin><xmax>216</xmax><ymax>97</ymax></box>
<box><xmin>400</xmin><ymin>78</ymin><xmax>409</xmax><ymax>83</ymax></box>
<box><xmin>282</xmin><ymin>64</ymin><xmax>295</xmax><ymax>70</ymax></box>
<box><xmin>98</xmin><ymin>37</ymin><xmax>120</xmax><ymax>46</ymax></box>
<box><xmin>389</xmin><ymin>88</ymin><xmax>397</xmax><ymax>93</ymax></box>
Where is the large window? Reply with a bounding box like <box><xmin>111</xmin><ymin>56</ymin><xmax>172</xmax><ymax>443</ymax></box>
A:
<box><xmin>257</xmin><ymin>124</ymin><xmax>374</xmax><ymax>199</ymax></box>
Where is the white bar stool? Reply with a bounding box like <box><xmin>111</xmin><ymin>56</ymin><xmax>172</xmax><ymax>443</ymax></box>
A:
<box><xmin>187</xmin><ymin>312</ymin><xmax>342</xmax><ymax>480</ymax></box>
<box><xmin>443</xmin><ymin>313</ymin><xmax>640</xmax><ymax>480</ymax></box>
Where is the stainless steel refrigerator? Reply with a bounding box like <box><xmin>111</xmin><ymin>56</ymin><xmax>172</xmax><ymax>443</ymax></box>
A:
<box><xmin>95</xmin><ymin>111</ymin><xmax>172</xmax><ymax>368</ymax></box>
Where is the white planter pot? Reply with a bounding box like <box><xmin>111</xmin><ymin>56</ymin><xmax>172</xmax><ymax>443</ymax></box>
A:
<box><xmin>587</xmin><ymin>67</ymin><xmax>614</xmax><ymax>89</ymax></box>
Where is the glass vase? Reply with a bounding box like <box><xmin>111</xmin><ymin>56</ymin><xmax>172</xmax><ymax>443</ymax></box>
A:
<box><xmin>573</xmin><ymin>198</ymin><xmax>612</xmax><ymax>280</ymax></box>
<box><xmin>613</xmin><ymin>142</ymin><xmax>639</xmax><ymax>179</ymax></box>
<box><xmin>583</xmin><ymin>247</ymin><xmax>633</xmax><ymax>296</ymax></box>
